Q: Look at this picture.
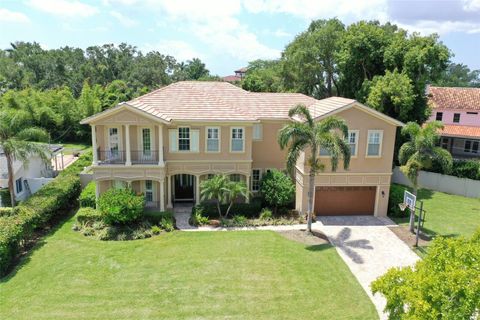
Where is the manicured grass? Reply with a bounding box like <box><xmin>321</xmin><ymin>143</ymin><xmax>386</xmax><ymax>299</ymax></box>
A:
<box><xmin>61</xmin><ymin>142</ymin><xmax>91</xmax><ymax>155</ymax></box>
<box><xmin>0</xmin><ymin>216</ymin><xmax>377</xmax><ymax>319</ymax></box>
<box><xmin>392</xmin><ymin>187</ymin><xmax>480</xmax><ymax>238</ymax></box>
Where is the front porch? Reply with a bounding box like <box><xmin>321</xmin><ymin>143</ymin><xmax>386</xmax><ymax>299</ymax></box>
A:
<box><xmin>440</xmin><ymin>136</ymin><xmax>479</xmax><ymax>159</ymax></box>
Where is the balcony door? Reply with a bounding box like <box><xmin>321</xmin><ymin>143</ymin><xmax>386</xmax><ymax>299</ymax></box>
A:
<box><xmin>108</xmin><ymin>127</ymin><xmax>121</xmax><ymax>162</ymax></box>
<box><xmin>141</xmin><ymin>127</ymin><xmax>153</xmax><ymax>161</ymax></box>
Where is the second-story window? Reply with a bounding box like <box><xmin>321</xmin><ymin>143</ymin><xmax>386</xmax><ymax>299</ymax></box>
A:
<box><xmin>178</xmin><ymin>127</ymin><xmax>190</xmax><ymax>151</ymax></box>
<box><xmin>453</xmin><ymin>113</ymin><xmax>461</xmax><ymax>123</ymax></box>
<box><xmin>367</xmin><ymin>130</ymin><xmax>383</xmax><ymax>157</ymax></box>
<box><xmin>231</xmin><ymin>127</ymin><xmax>244</xmax><ymax>152</ymax></box>
<box><xmin>253</xmin><ymin>123</ymin><xmax>263</xmax><ymax>140</ymax></box>
<box><xmin>348</xmin><ymin>130</ymin><xmax>359</xmax><ymax>156</ymax></box>
<box><xmin>142</xmin><ymin>128</ymin><xmax>152</xmax><ymax>157</ymax></box>
<box><xmin>206</xmin><ymin>127</ymin><xmax>220</xmax><ymax>152</ymax></box>
<box><xmin>436</xmin><ymin>112</ymin><xmax>443</xmax><ymax>121</ymax></box>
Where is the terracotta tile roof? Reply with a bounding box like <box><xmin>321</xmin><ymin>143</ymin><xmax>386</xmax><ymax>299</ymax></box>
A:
<box><xmin>222</xmin><ymin>75</ymin><xmax>242</xmax><ymax>82</ymax></box>
<box><xmin>127</xmin><ymin>81</ymin><xmax>355</xmax><ymax>122</ymax></box>
<box><xmin>428</xmin><ymin>86</ymin><xmax>480</xmax><ymax>111</ymax></box>
<box><xmin>439</xmin><ymin>124</ymin><xmax>480</xmax><ymax>138</ymax></box>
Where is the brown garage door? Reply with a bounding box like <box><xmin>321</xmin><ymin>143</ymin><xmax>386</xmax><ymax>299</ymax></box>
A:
<box><xmin>314</xmin><ymin>186</ymin><xmax>376</xmax><ymax>216</ymax></box>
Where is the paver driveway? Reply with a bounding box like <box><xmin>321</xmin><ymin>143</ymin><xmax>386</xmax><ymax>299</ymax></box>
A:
<box><xmin>313</xmin><ymin>216</ymin><xmax>420</xmax><ymax>320</ymax></box>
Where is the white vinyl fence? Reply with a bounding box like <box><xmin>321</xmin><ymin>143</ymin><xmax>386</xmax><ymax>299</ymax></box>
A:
<box><xmin>392</xmin><ymin>166</ymin><xmax>480</xmax><ymax>198</ymax></box>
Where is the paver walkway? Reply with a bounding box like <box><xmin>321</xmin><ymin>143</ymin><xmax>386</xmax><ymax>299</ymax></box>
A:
<box><xmin>313</xmin><ymin>216</ymin><xmax>420</xmax><ymax>320</ymax></box>
<box><xmin>173</xmin><ymin>213</ymin><xmax>419</xmax><ymax>319</ymax></box>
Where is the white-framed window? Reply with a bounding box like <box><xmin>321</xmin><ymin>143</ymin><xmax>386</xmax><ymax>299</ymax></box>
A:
<box><xmin>15</xmin><ymin>177</ymin><xmax>23</xmax><ymax>194</ymax></box>
<box><xmin>252</xmin><ymin>169</ymin><xmax>261</xmax><ymax>192</ymax></box>
<box><xmin>141</xmin><ymin>127</ymin><xmax>152</xmax><ymax>158</ymax></box>
<box><xmin>253</xmin><ymin>123</ymin><xmax>263</xmax><ymax>140</ymax></box>
<box><xmin>230</xmin><ymin>174</ymin><xmax>241</xmax><ymax>182</ymax></box>
<box><xmin>464</xmin><ymin>140</ymin><xmax>479</xmax><ymax>154</ymax></box>
<box><xmin>319</xmin><ymin>146</ymin><xmax>330</xmax><ymax>156</ymax></box>
<box><xmin>108</xmin><ymin>126</ymin><xmax>121</xmax><ymax>159</ymax></box>
<box><xmin>348</xmin><ymin>130</ymin><xmax>359</xmax><ymax>157</ymax></box>
<box><xmin>113</xmin><ymin>180</ymin><xmax>126</xmax><ymax>189</ymax></box>
<box><xmin>145</xmin><ymin>180</ymin><xmax>154</xmax><ymax>202</ymax></box>
<box><xmin>178</xmin><ymin>127</ymin><xmax>190</xmax><ymax>151</ymax></box>
<box><xmin>231</xmin><ymin>127</ymin><xmax>244</xmax><ymax>152</ymax></box>
<box><xmin>206</xmin><ymin>127</ymin><xmax>220</xmax><ymax>152</ymax></box>
<box><xmin>366</xmin><ymin>130</ymin><xmax>383</xmax><ymax>157</ymax></box>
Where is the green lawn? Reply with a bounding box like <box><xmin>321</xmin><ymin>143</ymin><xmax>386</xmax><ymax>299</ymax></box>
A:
<box><xmin>60</xmin><ymin>142</ymin><xmax>91</xmax><ymax>155</ymax></box>
<box><xmin>0</xmin><ymin>216</ymin><xmax>377</xmax><ymax>319</ymax></box>
<box><xmin>392</xmin><ymin>187</ymin><xmax>480</xmax><ymax>238</ymax></box>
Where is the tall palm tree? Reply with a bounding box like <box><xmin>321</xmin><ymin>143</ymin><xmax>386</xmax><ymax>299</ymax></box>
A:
<box><xmin>0</xmin><ymin>109</ymin><xmax>50</xmax><ymax>207</ymax></box>
<box><xmin>200</xmin><ymin>174</ymin><xmax>228</xmax><ymax>218</ymax></box>
<box><xmin>399</xmin><ymin>121</ymin><xmax>452</xmax><ymax>232</ymax></box>
<box><xmin>278</xmin><ymin>104</ymin><xmax>351</xmax><ymax>232</ymax></box>
<box><xmin>224</xmin><ymin>180</ymin><xmax>248</xmax><ymax>218</ymax></box>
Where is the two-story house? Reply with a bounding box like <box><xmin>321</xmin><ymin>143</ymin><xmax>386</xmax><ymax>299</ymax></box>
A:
<box><xmin>80</xmin><ymin>81</ymin><xmax>403</xmax><ymax>216</ymax></box>
<box><xmin>427</xmin><ymin>86</ymin><xmax>480</xmax><ymax>158</ymax></box>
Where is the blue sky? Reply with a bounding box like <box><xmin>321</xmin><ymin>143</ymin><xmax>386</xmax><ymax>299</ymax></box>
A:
<box><xmin>1</xmin><ymin>0</ymin><xmax>480</xmax><ymax>76</ymax></box>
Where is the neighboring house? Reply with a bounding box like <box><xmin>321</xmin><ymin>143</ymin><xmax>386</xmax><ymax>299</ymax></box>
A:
<box><xmin>427</xmin><ymin>86</ymin><xmax>480</xmax><ymax>158</ymax></box>
<box><xmin>0</xmin><ymin>145</ymin><xmax>64</xmax><ymax>205</ymax></box>
<box><xmin>80</xmin><ymin>81</ymin><xmax>403</xmax><ymax>217</ymax></box>
<box><xmin>222</xmin><ymin>67</ymin><xmax>248</xmax><ymax>83</ymax></box>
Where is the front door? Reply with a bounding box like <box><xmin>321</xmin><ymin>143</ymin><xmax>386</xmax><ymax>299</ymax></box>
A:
<box><xmin>174</xmin><ymin>174</ymin><xmax>194</xmax><ymax>201</ymax></box>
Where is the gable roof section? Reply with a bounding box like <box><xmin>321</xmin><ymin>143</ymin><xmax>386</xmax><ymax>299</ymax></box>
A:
<box><xmin>80</xmin><ymin>81</ymin><xmax>403</xmax><ymax>126</ymax></box>
<box><xmin>428</xmin><ymin>86</ymin><xmax>480</xmax><ymax>111</ymax></box>
<box><xmin>439</xmin><ymin>124</ymin><xmax>480</xmax><ymax>139</ymax></box>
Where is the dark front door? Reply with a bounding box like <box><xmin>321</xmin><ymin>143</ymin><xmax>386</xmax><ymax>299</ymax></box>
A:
<box><xmin>174</xmin><ymin>174</ymin><xmax>194</xmax><ymax>201</ymax></box>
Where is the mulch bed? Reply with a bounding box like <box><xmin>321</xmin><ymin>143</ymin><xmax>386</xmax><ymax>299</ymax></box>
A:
<box><xmin>389</xmin><ymin>225</ymin><xmax>432</xmax><ymax>248</ymax></box>
<box><xmin>276</xmin><ymin>230</ymin><xmax>330</xmax><ymax>245</ymax></box>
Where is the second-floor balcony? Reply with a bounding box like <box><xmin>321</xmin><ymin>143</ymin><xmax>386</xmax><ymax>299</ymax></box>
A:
<box><xmin>97</xmin><ymin>150</ymin><xmax>164</xmax><ymax>165</ymax></box>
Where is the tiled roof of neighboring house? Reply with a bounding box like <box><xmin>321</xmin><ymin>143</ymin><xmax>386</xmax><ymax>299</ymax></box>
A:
<box><xmin>439</xmin><ymin>124</ymin><xmax>480</xmax><ymax>138</ymax></box>
<box><xmin>80</xmin><ymin>81</ymin><xmax>403</xmax><ymax>126</ymax></box>
<box><xmin>428</xmin><ymin>86</ymin><xmax>480</xmax><ymax>111</ymax></box>
<box><xmin>235</xmin><ymin>67</ymin><xmax>248</xmax><ymax>73</ymax></box>
<box><xmin>222</xmin><ymin>75</ymin><xmax>242</xmax><ymax>83</ymax></box>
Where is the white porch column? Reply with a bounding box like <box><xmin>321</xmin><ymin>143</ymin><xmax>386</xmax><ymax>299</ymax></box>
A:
<box><xmin>245</xmin><ymin>175</ymin><xmax>250</xmax><ymax>203</ymax></box>
<box><xmin>125</xmin><ymin>124</ymin><xmax>131</xmax><ymax>166</ymax></box>
<box><xmin>195</xmin><ymin>175</ymin><xmax>201</xmax><ymax>204</ymax></box>
<box><xmin>159</xmin><ymin>179</ymin><xmax>165</xmax><ymax>211</ymax></box>
<box><xmin>95</xmin><ymin>180</ymin><xmax>100</xmax><ymax>209</ymax></box>
<box><xmin>167</xmin><ymin>175</ymin><xmax>173</xmax><ymax>208</ymax></box>
<box><xmin>91</xmin><ymin>125</ymin><xmax>98</xmax><ymax>165</ymax></box>
<box><xmin>158</xmin><ymin>125</ymin><xmax>164</xmax><ymax>165</ymax></box>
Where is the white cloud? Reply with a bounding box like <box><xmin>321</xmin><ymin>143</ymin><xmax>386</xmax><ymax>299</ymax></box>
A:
<box><xmin>27</xmin><ymin>0</ymin><xmax>99</xmax><ymax>18</ymax></box>
<box><xmin>395</xmin><ymin>20</ymin><xmax>480</xmax><ymax>36</ymax></box>
<box><xmin>462</xmin><ymin>0</ymin><xmax>480</xmax><ymax>11</ymax></box>
<box><xmin>142</xmin><ymin>40</ymin><xmax>204</xmax><ymax>61</ymax></box>
<box><xmin>274</xmin><ymin>29</ymin><xmax>291</xmax><ymax>38</ymax></box>
<box><xmin>0</xmin><ymin>8</ymin><xmax>30</xmax><ymax>23</ymax></box>
<box><xmin>110</xmin><ymin>11</ymin><xmax>137</xmax><ymax>27</ymax></box>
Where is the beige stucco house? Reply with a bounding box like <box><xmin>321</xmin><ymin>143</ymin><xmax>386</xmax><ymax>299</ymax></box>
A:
<box><xmin>80</xmin><ymin>81</ymin><xmax>403</xmax><ymax>217</ymax></box>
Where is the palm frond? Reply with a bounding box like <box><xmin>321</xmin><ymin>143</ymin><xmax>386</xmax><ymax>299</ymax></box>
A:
<box><xmin>16</xmin><ymin>127</ymin><xmax>50</xmax><ymax>142</ymax></box>
<box><xmin>401</xmin><ymin>122</ymin><xmax>421</xmax><ymax>141</ymax></box>
<box><xmin>287</xmin><ymin>104</ymin><xmax>314</xmax><ymax>127</ymax></box>
<box><xmin>432</xmin><ymin>146</ymin><xmax>453</xmax><ymax>174</ymax></box>
<box><xmin>398</xmin><ymin>142</ymin><xmax>416</xmax><ymax>165</ymax></box>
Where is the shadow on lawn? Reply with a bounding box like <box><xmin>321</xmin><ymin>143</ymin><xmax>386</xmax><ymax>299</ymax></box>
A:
<box><xmin>0</xmin><ymin>209</ymin><xmax>76</xmax><ymax>284</ymax></box>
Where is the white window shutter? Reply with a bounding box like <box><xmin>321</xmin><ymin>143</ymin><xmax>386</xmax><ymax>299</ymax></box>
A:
<box><xmin>191</xmin><ymin>129</ymin><xmax>199</xmax><ymax>152</ymax></box>
<box><xmin>169</xmin><ymin>129</ymin><xmax>177</xmax><ymax>152</ymax></box>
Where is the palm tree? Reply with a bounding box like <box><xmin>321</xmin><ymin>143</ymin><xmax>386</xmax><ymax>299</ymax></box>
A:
<box><xmin>278</xmin><ymin>104</ymin><xmax>351</xmax><ymax>232</ymax></box>
<box><xmin>200</xmin><ymin>174</ymin><xmax>228</xmax><ymax>218</ymax></box>
<box><xmin>0</xmin><ymin>110</ymin><xmax>50</xmax><ymax>207</ymax></box>
<box><xmin>224</xmin><ymin>180</ymin><xmax>248</xmax><ymax>217</ymax></box>
<box><xmin>399</xmin><ymin>121</ymin><xmax>452</xmax><ymax>232</ymax></box>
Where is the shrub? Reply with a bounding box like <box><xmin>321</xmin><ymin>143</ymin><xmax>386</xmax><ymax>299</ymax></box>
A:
<box><xmin>259</xmin><ymin>208</ymin><xmax>273</xmax><ymax>220</ymax></box>
<box><xmin>159</xmin><ymin>217</ymin><xmax>174</xmax><ymax>232</ymax></box>
<box><xmin>428</xmin><ymin>158</ymin><xmax>480</xmax><ymax>180</ymax></box>
<box><xmin>76</xmin><ymin>207</ymin><xmax>102</xmax><ymax>225</ymax></box>
<box><xmin>151</xmin><ymin>225</ymin><xmax>161</xmax><ymax>235</ymax></box>
<box><xmin>79</xmin><ymin>181</ymin><xmax>96</xmax><ymax>208</ymax></box>
<box><xmin>144</xmin><ymin>211</ymin><xmax>173</xmax><ymax>225</ymax></box>
<box><xmin>388</xmin><ymin>184</ymin><xmax>408</xmax><ymax>218</ymax></box>
<box><xmin>0</xmin><ymin>207</ymin><xmax>13</xmax><ymax>217</ymax></box>
<box><xmin>98</xmin><ymin>188</ymin><xmax>144</xmax><ymax>225</ymax></box>
<box><xmin>0</xmin><ymin>188</ymin><xmax>11</xmax><ymax>207</ymax></box>
<box><xmin>193</xmin><ymin>199</ymin><xmax>262</xmax><ymax>219</ymax></box>
<box><xmin>190</xmin><ymin>207</ymin><xmax>209</xmax><ymax>226</ymax></box>
<box><xmin>259</xmin><ymin>169</ymin><xmax>295</xmax><ymax>214</ymax></box>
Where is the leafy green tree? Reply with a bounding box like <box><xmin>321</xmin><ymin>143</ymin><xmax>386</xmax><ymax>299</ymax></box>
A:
<box><xmin>0</xmin><ymin>109</ymin><xmax>50</xmax><ymax>206</ymax></box>
<box><xmin>398</xmin><ymin>121</ymin><xmax>452</xmax><ymax>232</ymax></box>
<box><xmin>242</xmin><ymin>59</ymin><xmax>283</xmax><ymax>92</ymax></box>
<box><xmin>224</xmin><ymin>180</ymin><xmax>249</xmax><ymax>217</ymax></box>
<box><xmin>185</xmin><ymin>58</ymin><xmax>210</xmax><ymax>80</ymax></box>
<box><xmin>372</xmin><ymin>229</ymin><xmax>480</xmax><ymax>319</ymax></box>
<box><xmin>435</xmin><ymin>62</ymin><xmax>480</xmax><ymax>87</ymax></box>
<box><xmin>259</xmin><ymin>169</ymin><xmax>295</xmax><ymax>214</ymax></box>
<box><xmin>200</xmin><ymin>174</ymin><xmax>228</xmax><ymax>218</ymax></box>
<box><xmin>278</xmin><ymin>105</ymin><xmax>351</xmax><ymax>232</ymax></box>
<box><xmin>365</xmin><ymin>70</ymin><xmax>416</xmax><ymax>122</ymax></box>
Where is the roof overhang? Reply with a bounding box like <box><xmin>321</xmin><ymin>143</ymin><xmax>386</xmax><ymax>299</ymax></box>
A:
<box><xmin>80</xmin><ymin>102</ymin><xmax>170</xmax><ymax>125</ymax></box>
<box><xmin>312</xmin><ymin>101</ymin><xmax>405</xmax><ymax>127</ymax></box>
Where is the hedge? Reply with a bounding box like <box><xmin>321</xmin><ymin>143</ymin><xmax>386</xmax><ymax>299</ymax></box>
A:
<box><xmin>79</xmin><ymin>181</ymin><xmax>96</xmax><ymax>208</ymax></box>
<box><xmin>192</xmin><ymin>199</ymin><xmax>262</xmax><ymax>219</ymax></box>
<box><xmin>0</xmin><ymin>150</ymin><xmax>91</xmax><ymax>277</ymax></box>
<box><xmin>428</xmin><ymin>159</ymin><xmax>480</xmax><ymax>181</ymax></box>
<box><xmin>388</xmin><ymin>184</ymin><xmax>408</xmax><ymax>218</ymax></box>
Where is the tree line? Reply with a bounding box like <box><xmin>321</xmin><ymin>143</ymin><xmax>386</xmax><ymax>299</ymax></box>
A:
<box><xmin>0</xmin><ymin>42</ymin><xmax>215</xmax><ymax>141</ymax></box>
<box><xmin>242</xmin><ymin>19</ymin><xmax>480</xmax><ymax>124</ymax></box>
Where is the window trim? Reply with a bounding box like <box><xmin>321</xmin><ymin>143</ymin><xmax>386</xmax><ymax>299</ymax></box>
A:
<box><xmin>15</xmin><ymin>177</ymin><xmax>23</xmax><ymax>195</ymax></box>
<box><xmin>105</xmin><ymin>125</ymin><xmax>123</xmax><ymax>153</ymax></box>
<box><xmin>365</xmin><ymin>130</ymin><xmax>383</xmax><ymax>158</ymax></box>
<box><xmin>143</xmin><ymin>180</ymin><xmax>156</xmax><ymax>202</ymax></box>
<box><xmin>230</xmin><ymin>126</ymin><xmax>245</xmax><ymax>153</ymax></box>
<box><xmin>137</xmin><ymin>126</ymin><xmax>155</xmax><ymax>157</ymax></box>
<box><xmin>435</xmin><ymin>112</ymin><xmax>443</xmax><ymax>121</ymax></box>
<box><xmin>348</xmin><ymin>130</ymin><xmax>359</xmax><ymax>158</ymax></box>
<box><xmin>251</xmin><ymin>168</ymin><xmax>262</xmax><ymax>192</ymax></box>
<box><xmin>464</xmin><ymin>139</ymin><xmax>479</xmax><ymax>154</ymax></box>
<box><xmin>453</xmin><ymin>113</ymin><xmax>461</xmax><ymax>123</ymax></box>
<box><xmin>253</xmin><ymin>123</ymin><xmax>263</xmax><ymax>141</ymax></box>
<box><xmin>205</xmin><ymin>126</ymin><xmax>221</xmax><ymax>153</ymax></box>
<box><xmin>177</xmin><ymin>126</ymin><xmax>191</xmax><ymax>152</ymax></box>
